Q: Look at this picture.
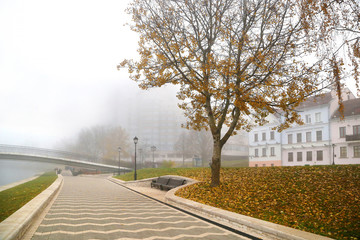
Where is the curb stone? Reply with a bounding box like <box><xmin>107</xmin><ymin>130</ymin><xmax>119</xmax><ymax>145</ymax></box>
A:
<box><xmin>0</xmin><ymin>173</ymin><xmax>43</xmax><ymax>193</ymax></box>
<box><xmin>164</xmin><ymin>180</ymin><xmax>333</xmax><ymax>240</ymax></box>
<box><xmin>0</xmin><ymin>174</ymin><xmax>63</xmax><ymax>240</ymax></box>
<box><xmin>109</xmin><ymin>175</ymin><xmax>198</xmax><ymax>186</ymax></box>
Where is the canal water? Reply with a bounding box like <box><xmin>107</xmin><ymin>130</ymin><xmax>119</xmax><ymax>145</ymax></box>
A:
<box><xmin>0</xmin><ymin>159</ymin><xmax>58</xmax><ymax>186</ymax></box>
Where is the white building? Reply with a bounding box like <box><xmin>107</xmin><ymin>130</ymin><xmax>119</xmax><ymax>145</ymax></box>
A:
<box><xmin>281</xmin><ymin>93</ymin><xmax>333</xmax><ymax>166</ymax></box>
<box><xmin>222</xmin><ymin>131</ymin><xmax>249</xmax><ymax>164</ymax></box>
<box><xmin>249</xmin><ymin>114</ymin><xmax>282</xmax><ymax>167</ymax></box>
<box><xmin>248</xmin><ymin>89</ymin><xmax>356</xmax><ymax>167</ymax></box>
<box><xmin>330</xmin><ymin>98</ymin><xmax>360</xmax><ymax>165</ymax></box>
<box><xmin>281</xmin><ymin>90</ymin><xmax>355</xmax><ymax>166</ymax></box>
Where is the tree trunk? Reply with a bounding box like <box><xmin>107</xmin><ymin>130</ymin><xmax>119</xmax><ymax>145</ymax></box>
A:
<box><xmin>210</xmin><ymin>133</ymin><xmax>222</xmax><ymax>187</ymax></box>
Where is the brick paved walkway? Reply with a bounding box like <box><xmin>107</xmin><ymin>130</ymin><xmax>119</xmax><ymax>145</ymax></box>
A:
<box><xmin>31</xmin><ymin>175</ymin><xmax>244</xmax><ymax>240</ymax></box>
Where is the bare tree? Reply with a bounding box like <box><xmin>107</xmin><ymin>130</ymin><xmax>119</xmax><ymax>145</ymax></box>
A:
<box><xmin>189</xmin><ymin>130</ymin><xmax>213</xmax><ymax>167</ymax></box>
<box><xmin>174</xmin><ymin>130</ymin><xmax>213</xmax><ymax>166</ymax></box>
<box><xmin>65</xmin><ymin>125</ymin><xmax>130</xmax><ymax>164</ymax></box>
<box><xmin>174</xmin><ymin>132</ymin><xmax>193</xmax><ymax>164</ymax></box>
<box><xmin>120</xmin><ymin>0</ymin><xmax>360</xmax><ymax>186</ymax></box>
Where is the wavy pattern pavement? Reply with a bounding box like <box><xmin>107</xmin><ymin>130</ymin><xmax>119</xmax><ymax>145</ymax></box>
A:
<box><xmin>31</xmin><ymin>175</ymin><xmax>244</xmax><ymax>240</ymax></box>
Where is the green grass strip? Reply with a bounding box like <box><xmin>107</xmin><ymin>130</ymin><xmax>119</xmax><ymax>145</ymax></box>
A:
<box><xmin>114</xmin><ymin>167</ymin><xmax>204</xmax><ymax>181</ymax></box>
<box><xmin>0</xmin><ymin>172</ymin><xmax>58</xmax><ymax>222</ymax></box>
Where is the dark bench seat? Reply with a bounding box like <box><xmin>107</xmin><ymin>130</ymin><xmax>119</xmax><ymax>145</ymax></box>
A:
<box><xmin>161</xmin><ymin>178</ymin><xmax>186</xmax><ymax>191</ymax></box>
<box><xmin>151</xmin><ymin>177</ymin><xmax>186</xmax><ymax>191</ymax></box>
<box><xmin>151</xmin><ymin>177</ymin><xmax>170</xmax><ymax>189</ymax></box>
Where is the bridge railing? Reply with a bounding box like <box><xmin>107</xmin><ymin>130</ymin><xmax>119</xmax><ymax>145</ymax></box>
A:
<box><xmin>0</xmin><ymin>144</ymin><xmax>100</xmax><ymax>163</ymax></box>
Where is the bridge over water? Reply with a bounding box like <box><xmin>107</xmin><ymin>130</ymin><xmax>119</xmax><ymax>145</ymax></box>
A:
<box><xmin>0</xmin><ymin>144</ymin><xmax>131</xmax><ymax>173</ymax></box>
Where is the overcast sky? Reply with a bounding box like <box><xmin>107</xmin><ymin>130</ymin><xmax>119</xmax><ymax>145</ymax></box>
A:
<box><xmin>0</xmin><ymin>0</ymin><xmax>358</xmax><ymax>149</ymax></box>
<box><xmin>0</xmin><ymin>0</ymin><xmax>147</xmax><ymax>147</ymax></box>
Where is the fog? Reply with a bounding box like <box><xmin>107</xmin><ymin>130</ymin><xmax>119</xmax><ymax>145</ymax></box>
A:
<box><xmin>0</xmin><ymin>0</ymin><xmax>184</xmax><ymax>149</ymax></box>
<box><xmin>0</xmin><ymin>0</ymin><xmax>357</xmax><ymax>151</ymax></box>
<box><xmin>0</xmin><ymin>159</ymin><xmax>58</xmax><ymax>186</ymax></box>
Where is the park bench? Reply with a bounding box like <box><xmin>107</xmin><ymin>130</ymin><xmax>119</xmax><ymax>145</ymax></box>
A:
<box><xmin>151</xmin><ymin>177</ymin><xmax>186</xmax><ymax>191</ymax></box>
<box><xmin>151</xmin><ymin>177</ymin><xmax>170</xmax><ymax>189</ymax></box>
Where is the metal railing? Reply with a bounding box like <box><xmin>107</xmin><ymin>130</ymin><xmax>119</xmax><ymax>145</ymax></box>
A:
<box><xmin>346</xmin><ymin>134</ymin><xmax>360</xmax><ymax>142</ymax></box>
<box><xmin>0</xmin><ymin>144</ymin><xmax>134</xmax><ymax>173</ymax></box>
<box><xmin>0</xmin><ymin>144</ymin><xmax>138</xmax><ymax>172</ymax></box>
<box><xmin>0</xmin><ymin>144</ymin><xmax>100</xmax><ymax>163</ymax></box>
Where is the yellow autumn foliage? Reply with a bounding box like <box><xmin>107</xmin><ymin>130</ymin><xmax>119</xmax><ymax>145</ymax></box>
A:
<box><xmin>174</xmin><ymin>165</ymin><xmax>360</xmax><ymax>240</ymax></box>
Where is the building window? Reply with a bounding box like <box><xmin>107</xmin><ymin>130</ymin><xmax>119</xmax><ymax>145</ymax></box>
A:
<box><xmin>354</xmin><ymin>125</ymin><xmax>360</xmax><ymax>135</ymax></box>
<box><xmin>254</xmin><ymin>133</ymin><xmax>258</xmax><ymax>142</ymax></box>
<box><xmin>271</xmin><ymin>163</ymin><xmax>274</xmax><ymax>167</ymax></box>
<box><xmin>288</xmin><ymin>134</ymin><xmax>293</xmax><ymax>144</ymax></box>
<box><xmin>297</xmin><ymin>133</ymin><xmax>302</xmax><ymax>143</ymax></box>
<box><xmin>315</xmin><ymin>112</ymin><xmax>321</xmax><ymax>122</ymax></box>
<box><xmin>316</xmin><ymin>131</ymin><xmax>322</xmax><ymax>141</ymax></box>
<box><xmin>263</xmin><ymin>164</ymin><xmax>266</xmax><ymax>167</ymax></box>
<box><xmin>297</xmin><ymin>152</ymin><xmax>303</xmax><ymax>162</ymax></box>
<box><xmin>306</xmin><ymin>132</ymin><xmax>312</xmax><ymax>142</ymax></box>
<box><xmin>317</xmin><ymin>151</ymin><xmax>323</xmax><ymax>161</ymax></box>
<box><xmin>262</xmin><ymin>132</ymin><xmax>266</xmax><ymax>141</ymax></box>
<box><xmin>305</xmin><ymin>114</ymin><xmax>311</xmax><ymax>124</ymax></box>
<box><xmin>255</xmin><ymin>164</ymin><xmax>258</xmax><ymax>167</ymax></box>
<box><xmin>354</xmin><ymin>146</ymin><xmax>360</xmax><ymax>158</ymax></box>
<box><xmin>339</xmin><ymin>127</ymin><xmax>346</xmax><ymax>138</ymax></box>
<box><xmin>270</xmin><ymin>131</ymin><xmax>275</xmax><ymax>140</ymax></box>
<box><xmin>340</xmin><ymin>147</ymin><xmax>347</xmax><ymax>158</ymax></box>
<box><xmin>288</xmin><ymin>152</ymin><xmax>293</xmax><ymax>162</ymax></box>
<box><xmin>271</xmin><ymin>147</ymin><xmax>275</xmax><ymax>156</ymax></box>
<box><xmin>255</xmin><ymin>149</ymin><xmax>259</xmax><ymax>157</ymax></box>
<box><xmin>262</xmin><ymin>148</ymin><xmax>267</xmax><ymax>157</ymax></box>
<box><xmin>306</xmin><ymin>151</ymin><xmax>312</xmax><ymax>161</ymax></box>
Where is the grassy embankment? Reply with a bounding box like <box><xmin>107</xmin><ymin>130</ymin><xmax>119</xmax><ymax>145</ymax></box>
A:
<box><xmin>0</xmin><ymin>172</ymin><xmax>58</xmax><ymax>222</ymax></box>
<box><xmin>115</xmin><ymin>165</ymin><xmax>360</xmax><ymax>240</ymax></box>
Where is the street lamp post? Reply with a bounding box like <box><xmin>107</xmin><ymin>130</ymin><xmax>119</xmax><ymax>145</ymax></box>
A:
<box><xmin>133</xmin><ymin>136</ymin><xmax>138</xmax><ymax>180</ymax></box>
<box><xmin>118</xmin><ymin>147</ymin><xmax>121</xmax><ymax>175</ymax></box>
<box><xmin>151</xmin><ymin>146</ymin><xmax>156</xmax><ymax>168</ymax></box>
<box><xmin>332</xmin><ymin>144</ymin><xmax>335</xmax><ymax>165</ymax></box>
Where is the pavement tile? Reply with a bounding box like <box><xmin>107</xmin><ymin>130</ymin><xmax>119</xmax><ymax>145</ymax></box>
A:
<box><xmin>31</xmin><ymin>175</ymin><xmax>243</xmax><ymax>240</ymax></box>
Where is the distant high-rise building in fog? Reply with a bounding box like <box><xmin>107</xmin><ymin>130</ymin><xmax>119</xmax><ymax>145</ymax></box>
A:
<box><xmin>120</xmin><ymin>86</ymin><xmax>249</xmax><ymax>165</ymax></box>
<box><xmin>125</xmin><ymin>87</ymin><xmax>186</xmax><ymax>152</ymax></box>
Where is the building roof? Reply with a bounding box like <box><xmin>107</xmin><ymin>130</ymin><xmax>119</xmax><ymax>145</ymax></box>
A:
<box><xmin>332</xmin><ymin>98</ymin><xmax>360</xmax><ymax>119</ymax></box>
<box><xmin>296</xmin><ymin>92</ymin><xmax>333</xmax><ymax>110</ymax></box>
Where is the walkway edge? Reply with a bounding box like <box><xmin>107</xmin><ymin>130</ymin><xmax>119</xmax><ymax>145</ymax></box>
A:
<box><xmin>0</xmin><ymin>174</ymin><xmax>63</xmax><ymax>240</ymax></box>
<box><xmin>109</xmin><ymin>175</ymin><xmax>198</xmax><ymax>185</ymax></box>
<box><xmin>0</xmin><ymin>175</ymin><xmax>40</xmax><ymax>193</ymax></box>
<box><xmin>165</xmin><ymin>182</ymin><xmax>333</xmax><ymax>240</ymax></box>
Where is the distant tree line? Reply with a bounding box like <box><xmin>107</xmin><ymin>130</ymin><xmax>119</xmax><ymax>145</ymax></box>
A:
<box><xmin>174</xmin><ymin>130</ymin><xmax>213</xmax><ymax>167</ymax></box>
<box><xmin>58</xmin><ymin>125</ymin><xmax>130</xmax><ymax>166</ymax></box>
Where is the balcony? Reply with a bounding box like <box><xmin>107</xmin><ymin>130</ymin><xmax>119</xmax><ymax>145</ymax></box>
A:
<box><xmin>346</xmin><ymin>134</ymin><xmax>360</xmax><ymax>142</ymax></box>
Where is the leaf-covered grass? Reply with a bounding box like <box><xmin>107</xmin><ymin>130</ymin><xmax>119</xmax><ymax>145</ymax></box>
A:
<box><xmin>0</xmin><ymin>172</ymin><xmax>58</xmax><ymax>222</ymax></box>
<box><xmin>116</xmin><ymin>165</ymin><xmax>360</xmax><ymax>240</ymax></box>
